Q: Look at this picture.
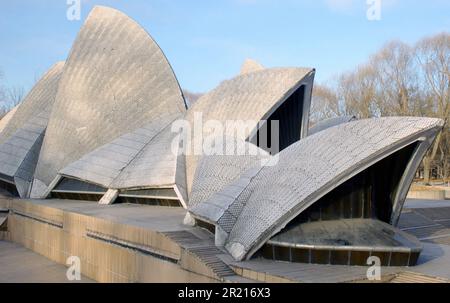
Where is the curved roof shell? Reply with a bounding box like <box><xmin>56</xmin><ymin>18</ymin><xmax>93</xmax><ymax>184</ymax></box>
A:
<box><xmin>0</xmin><ymin>62</ymin><xmax>64</xmax><ymax>144</ymax></box>
<box><xmin>240</xmin><ymin>59</ymin><xmax>264</xmax><ymax>75</ymax></box>
<box><xmin>197</xmin><ymin>117</ymin><xmax>443</xmax><ymax>261</ymax></box>
<box><xmin>185</xmin><ymin>67</ymin><xmax>315</xmax><ymax>196</ymax></box>
<box><xmin>111</xmin><ymin>125</ymin><xmax>188</xmax><ymax>206</ymax></box>
<box><xmin>0</xmin><ymin>106</ymin><xmax>19</xmax><ymax>135</ymax></box>
<box><xmin>58</xmin><ymin>113</ymin><xmax>180</xmax><ymax>188</ymax></box>
<box><xmin>32</xmin><ymin>6</ymin><xmax>186</xmax><ymax>197</ymax></box>
<box><xmin>188</xmin><ymin>137</ymin><xmax>269</xmax><ymax>213</ymax></box>
<box><xmin>308</xmin><ymin>115</ymin><xmax>356</xmax><ymax>136</ymax></box>
<box><xmin>55</xmin><ymin>66</ymin><xmax>314</xmax><ymax>207</ymax></box>
<box><xmin>0</xmin><ymin>62</ymin><xmax>64</xmax><ymax>197</ymax></box>
<box><xmin>56</xmin><ymin>116</ymin><xmax>187</xmax><ymax>206</ymax></box>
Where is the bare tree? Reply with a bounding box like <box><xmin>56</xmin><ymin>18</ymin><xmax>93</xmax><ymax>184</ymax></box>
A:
<box><xmin>182</xmin><ymin>89</ymin><xmax>203</xmax><ymax>108</ymax></box>
<box><xmin>0</xmin><ymin>68</ymin><xmax>25</xmax><ymax>119</ymax></box>
<box><xmin>415</xmin><ymin>33</ymin><xmax>450</xmax><ymax>183</ymax></box>
<box><xmin>310</xmin><ymin>84</ymin><xmax>342</xmax><ymax>123</ymax></box>
<box><xmin>0</xmin><ymin>69</ymin><xmax>8</xmax><ymax>119</ymax></box>
<box><xmin>370</xmin><ymin>41</ymin><xmax>419</xmax><ymax>116</ymax></box>
<box><xmin>312</xmin><ymin>33</ymin><xmax>449</xmax><ymax>182</ymax></box>
<box><xmin>337</xmin><ymin>64</ymin><xmax>379</xmax><ymax>119</ymax></box>
<box><xmin>7</xmin><ymin>85</ymin><xmax>25</xmax><ymax>106</ymax></box>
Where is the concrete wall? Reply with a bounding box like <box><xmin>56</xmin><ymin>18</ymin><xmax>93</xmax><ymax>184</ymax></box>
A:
<box><xmin>5</xmin><ymin>199</ymin><xmax>216</xmax><ymax>283</ymax></box>
<box><xmin>408</xmin><ymin>190</ymin><xmax>446</xmax><ymax>201</ymax></box>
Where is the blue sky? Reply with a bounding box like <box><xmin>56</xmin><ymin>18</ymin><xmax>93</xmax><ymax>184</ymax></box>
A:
<box><xmin>0</xmin><ymin>0</ymin><xmax>449</xmax><ymax>94</ymax></box>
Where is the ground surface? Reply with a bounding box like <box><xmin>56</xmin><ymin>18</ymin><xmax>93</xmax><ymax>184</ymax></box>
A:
<box><xmin>0</xmin><ymin>241</ymin><xmax>93</xmax><ymax>283</ymax></box>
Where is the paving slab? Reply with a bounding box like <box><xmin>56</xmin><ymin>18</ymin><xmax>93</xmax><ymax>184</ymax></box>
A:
<box><xmin>0</xmin><ymin>241</ymin><xmax>94</xmax><ymax>283</ymax></box>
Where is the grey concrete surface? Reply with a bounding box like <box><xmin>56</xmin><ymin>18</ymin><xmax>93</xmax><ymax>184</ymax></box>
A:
<box><xmin>405</xmin><ymin>199</ymin><xmax>450</xmax><ymax>209</ymax></box>
<box><xmin>412</xmin><ymin>242</ymin><xmax>450</xmax><ymax>279</ymax></box>
<box><xmin>0</xmin><ymin>241</ymin><xmax>93</xmax><ymax>283</ymax></box>
<box><xmin>19</xmin><ymin>198</ymin><xmax>190</xmax><ymax>233</ymax></box>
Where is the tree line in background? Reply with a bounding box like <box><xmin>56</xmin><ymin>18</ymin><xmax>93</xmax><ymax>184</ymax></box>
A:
<box><xmin>311</xmin><ymin>32</ymin><xmax>449</xmax><ymax>184</ymax></box>
<box><xmin>0</xmin><ymin>69</ymin><xmax>24</xmax><ymax>118</ymax></box>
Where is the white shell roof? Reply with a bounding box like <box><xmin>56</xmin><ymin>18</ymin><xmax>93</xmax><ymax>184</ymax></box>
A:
<box><xmin>308</xmin><ymin>115</ymin><xmax>356</xmax><ymax>136</ymax></box>
<box><xmin>188</xmin><ymin>138</ymin><xmax>269</xmax><ymax>219</ymax></box>
<box><xmin>0</xmin><ymin>62</ymin><xmax>64</xmax><ymax>144</ymax></box>
<box><xmin>110</xmin><ymin>126</ymin><xmax>184</xmax><ymax>190</ymax></box>
<box><xmin>185</xmin><ymin>67</ymin><xmax>315</xmax><ymax>196</ymax></box>
<box><xmin>199</xmin><ymin>117</ymin><xmax>444</xmax><ymax>261</ymax></box>
<box><xmin>59</xmin><ymin>113</ymin><xmax>181</xmax><ymax>188</ymax></box>
<box><xmin>0</xmin><ymin>63</ymin><xmax>64</xmax><ymax>197</ymax></box>
<box><xmin>0</xmin><ymin>111</ymin><xmax>48</xmax><ymax>178</ymax></box>
<box><xmin>240</xmin><ymin>59</ymin><xmax>264</xmax><ymax>75</ymax></box>
<box><xmin>0</xmin><ymin>106</ymin><xmax>19</xmax><ymax>135</ymax></box>
<box><xmin>32</xmin><ymin>6</ymin><xmax>186</xmax><ymax>195</ymax></box>
<box><xmin>54</xmin><ymin>60</ymin><xmax>314</xmax><ymax>206</ymax></box>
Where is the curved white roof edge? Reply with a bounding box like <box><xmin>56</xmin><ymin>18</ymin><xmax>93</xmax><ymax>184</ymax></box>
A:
<box><xmin>211</xmin><ymin>117</ymin><xmax>444</xmax><ymax>261</ymax></box>
<box><xmin>55</xmin><ymin>113</ymin><xmax>181</xmax><ymax>188</ymax></box>
<box><xmin>240</xmin><ymin>59</ymin><xmax>265</xmax><ymax>75</ymax></box>
<box><xmin>32</xmin><ymin>6</ymin><xmax>186</xmax><ymax>197</ymax></box>
<box><xmin>185</xmin><ymin>67</ymin><xmax>316</xmax><ymax>196</ymax></box>
<box><xmin>308</xmin><ymin>115</ymin><xmax>357</xmax><ymax>136</ymax></box>
<box><xmin>47</xmin><ymin>121</ymin><xmax>188</xmax><ymax>207</ymax></box>
<box><xmin>187</xmin><ymin>137</ymin><xmax>270</xmax><ymax>223</ymax></box>
<box><xmin>0</xmin><ymin>62</ymin><xmax>65</xmax><ymax>144</ymax></box>
<box><xmin>0</xmin><ymin>62</ymin><xmax>65</xmax><ymax>198</ymax></box>
<box><xmin>0</xmin><ymin>105</ymin><xmax>19</xmax><ymax>135</ymax></box>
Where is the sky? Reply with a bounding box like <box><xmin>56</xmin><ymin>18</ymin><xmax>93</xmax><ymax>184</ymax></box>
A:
<box><xmin>0</xmin><ymin>0</ymin><xmax>449</xmax><ymax>95</ymax></box>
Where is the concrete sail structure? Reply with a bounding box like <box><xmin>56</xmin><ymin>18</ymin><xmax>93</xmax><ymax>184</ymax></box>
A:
<box><xmin>186</xmin><ymin>137</ymin><xmax>270</xmax><ymax>233</ymax></box>
<box><xmin>0</xmin><ymin>62</ymin><xmax>64</xmax><ymax>144</ymax></box>
<box><xmin>188</xmin><ymin>138</ymin><xmax>269</xmax><ymax>209</ymax></box>
<box><xmin>56</xmin><ymin>65</ymin><xmax>315</xmax><ymax>208</ymax></box>
<box><xmin>308</xmin><ymin>115</ymin><xmax>357</xmax><ymax>136</ymax></box>
<box><xmin>31</xmin><ymin>6</ymin><xmax>186</xmax><ymax>198</ymax></box>
<box><xmin>240</xmin><ymin>59</ymin><xmax>264</xmax><ymax>75</ymax></box>
<box><xmin>190</xmin><ymin>117</ymin><xmax>443</xmax><ymax>265</ymax></box>
<box><xmin>0</xmin><ymin>105</ymin><xmax>19</xmax><ymax>135</ymax></box>
<box><xmin>48</xmin><ymin>56</ymin><xmax>314</xmax><ymax>207</ymax></box>
<box><xmin>51</xmin><ymin>114</ymin><xmax>188</xmax><ymax>206</ymax></box>
<box><xmin>185</xmin><ymin>67</ymin><xmax>315</xmax><ymax>196</ymax></box>
<box><xmin>0</xmin><ymin>62</ymin><xmax>64</xmax><ymax>197</ymax></box>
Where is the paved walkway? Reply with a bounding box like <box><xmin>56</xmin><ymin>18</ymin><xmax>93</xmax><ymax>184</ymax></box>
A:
<box><xmin>0</xmin><ymin>241</ymin><xmax>93</xmax><ymax>283</ymax></box>
<box><xmin>405</xmin><ymin>199</ymin><xmax>450</xmax><ymax>209</ymax></box>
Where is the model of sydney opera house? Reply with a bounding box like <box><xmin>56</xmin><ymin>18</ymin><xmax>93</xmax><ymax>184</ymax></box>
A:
<box><xmin>0</xmin><ymin>6</ymin><xmax>444</xmax><ymax>272</ymax></box>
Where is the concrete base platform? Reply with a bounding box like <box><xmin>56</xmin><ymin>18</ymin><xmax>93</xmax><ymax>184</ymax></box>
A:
<box><xmin>0</xmin><ymin>197</ymin><xmax>246</xmax><ymax>283</ymax></box>
<box><xmin>1</xmin><ymin>196</ymin><xmax>449</xmax><ymax>283</ymax></box>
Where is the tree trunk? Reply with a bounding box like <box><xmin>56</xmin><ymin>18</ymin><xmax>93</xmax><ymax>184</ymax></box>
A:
<box><xmin>423</xmin><ymin>132</ymin><xmax>443</xmax><ymax>185</ymax></box>
<box><xmin>423</xmin><ymin>157</ymin><xmax>431</xmax><ymax>185</ymax></box>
